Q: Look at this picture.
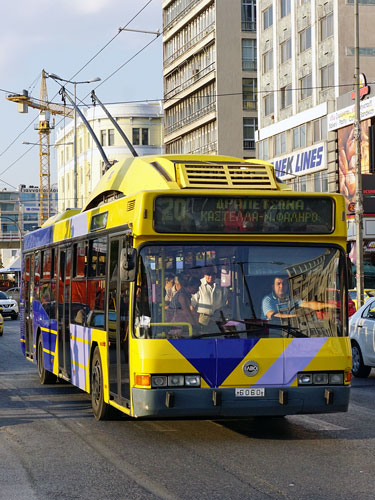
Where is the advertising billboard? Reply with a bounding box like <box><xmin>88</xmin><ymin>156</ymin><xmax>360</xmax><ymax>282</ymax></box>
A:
<box><xmin>338</xmin><ymin>119</ymin><xmax>370</xmax><ymax>213</ymax></box>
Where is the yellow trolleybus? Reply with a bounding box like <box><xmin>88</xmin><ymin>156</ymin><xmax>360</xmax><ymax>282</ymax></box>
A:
<box><xmin>20</xmin><ymin>154</ymin><xmax>352</xmax><ymax>419</ymax></box>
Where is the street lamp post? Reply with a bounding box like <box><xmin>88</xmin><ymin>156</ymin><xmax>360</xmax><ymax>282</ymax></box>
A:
<box><xmin>354</xmin><ymin>0</ymin><xmax>364</xmax><ymax>308</ymax></box>
<box><xmin>46</xmin><ymin>73</ymin><xmax>101</xmax><ymax>209</ymax></box>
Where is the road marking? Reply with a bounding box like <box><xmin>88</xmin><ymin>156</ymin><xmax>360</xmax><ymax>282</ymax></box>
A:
<box><xmin>287</xmin><ymin>415</ymin><xmax>347</xmax><ymax>431</ymax></box>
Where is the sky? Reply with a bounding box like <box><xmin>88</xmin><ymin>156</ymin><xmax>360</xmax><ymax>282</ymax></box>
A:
<box><xmin>0</xmin><ymin>0</ymin><xmax>163</xmax><ymax>191</ymax></box>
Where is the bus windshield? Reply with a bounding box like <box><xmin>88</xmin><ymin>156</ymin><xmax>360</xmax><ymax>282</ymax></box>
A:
<box><xmin>135</xmin><ymin>244</ymin><xmax>345</xmax><ymax>339</ymax></box>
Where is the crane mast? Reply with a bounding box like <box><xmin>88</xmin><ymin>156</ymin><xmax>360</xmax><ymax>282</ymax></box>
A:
<box><xmin>7</xmin><ymin>70</ymin><xmax>73</xmax><ymax>225</ymax></box>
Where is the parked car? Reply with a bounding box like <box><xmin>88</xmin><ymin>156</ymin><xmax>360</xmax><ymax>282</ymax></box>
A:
<box><xmin>0</xmin><ymin>291</ymin><xmax>19</xmax><ymax>320</ymax></box>
<box><xmin>0</xmin><ymin>308</ymin><xmax>3</xmax><ymax>335</ymax></box>
<box><xmin>349</xmin><ymin>297</ymin><xmax>375</xmax><ymax>377</ymax></box>
<box><xmin>348</xmin><ymin>288</ymin><xmax>375</xmax><ymax>310</ymax></box>
<box><xmin>6</xmin><ymin>286</ymin><xmax>20</xmax><ymax>303</ymax></box>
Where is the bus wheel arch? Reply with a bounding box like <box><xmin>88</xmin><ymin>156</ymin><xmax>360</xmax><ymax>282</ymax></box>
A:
<box><xmin>90</xmin><ymin>344</ymin><xmax>110</xmax><ymax>420</ymax></box>
<box><xmin>36</xmin><ymin>329</ymin><xmax>57</xmax><ymax>384</ymax></box>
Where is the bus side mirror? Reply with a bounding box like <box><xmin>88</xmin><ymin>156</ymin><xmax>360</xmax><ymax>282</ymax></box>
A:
<box><xmin>120</xmin><ymin>248</ymin><xmax>137</xmax><ymax>281</ymax></box>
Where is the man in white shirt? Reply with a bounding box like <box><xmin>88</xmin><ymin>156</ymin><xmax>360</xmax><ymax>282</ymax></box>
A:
<box><xmin>191</xmin><ymin>267</ymin><xmax>228</xmax><ymax>327</ymax></box>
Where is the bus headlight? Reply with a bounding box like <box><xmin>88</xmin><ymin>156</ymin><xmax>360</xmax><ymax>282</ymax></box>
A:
<box><xmin>329</xmin><ymin>373</ymin><xmax>344</xmax><ymax>385</ymax></box>
<box><xmin>151</xmin><ymin>375</ymin><xmax>168</xmax><ymax>388</ymax></box>
<box><xmin>168</xmin><ymin>375</ymin><xmax>184</xmax><ymax>386</ymax></box>
<box><xmin>312</xmin><ymin>373</ymin><xmax>329</xmax><ymax>385</ymax></box>
<box><xmin>185</xmin><ymin>375</ymin><xmax>200</xmax><ymax>387</ymax></box>
<box><xmin>298</xmin><ymin>373</ymin><xmax>312</xmax><ymax>385</ymax></box>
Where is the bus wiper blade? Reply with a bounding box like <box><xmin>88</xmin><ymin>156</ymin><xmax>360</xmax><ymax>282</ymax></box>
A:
<box><xmin>267</xmin><ymin>322</ymin><xmax>308</xmax><ymax>338</ymax></box>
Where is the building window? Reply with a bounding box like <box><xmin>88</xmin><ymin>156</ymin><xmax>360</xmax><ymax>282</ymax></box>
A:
<box><xmin>281</xmin><ymin>84</ymin><xmax>292</xmax><ymax>109</ymax></box>
<box><xmin>132</xmin><ymin>128</ymin><xmax>140</xmax><ymax>145</ymax></box>
<box><xmin>275</xmin><ymin>132</ymin><xmax>286</xmax><ymax>156</ymax></box>
<box><xmin>313</xmin><ymin>117</ymin><xmax>327</xmax><ymax>143</ymax></box>
<box><xmin>100</xmin><ymin>130</ymin><xmax>107</xmax><ymax>147</ymax></box>
<box><xmin>108</xmin><ymin>129</ymin><xmax>114</xmax><ymax>146</ymax></box>
<box><xmin>263</xmin><ymin>6</ymin><xmax>273</xmax><ymax>29</ymax></box>
<box><xmin>299</xmin><ymin>26</ymin><xmax>311</xmax><ymax>52</ymax></box>
<box><xmin>280</xmin><ymin>38</ymin><xmax>291</xmax><ymax>63</ymax></box>
<box><xmin>320</xmin><ymin>63</ymin><xmax>334</xmax><ymax>89</ymax></box>
<box><xmin>242</xmin><ymin>39</ymin><xmax>257</xmax><ymax>71</ymax></box>
<box><xmin>281</xmin><ymin>0</ymin><xmax>291</xmax><ymax>17</ymax></box>
<box><xmin>258</xmin><ymin>138</ymin><xmax>269</xmax><ymax>161</ymax></box>
<box><xmin>242</xmin><ymin>78</ymin><xmax>257</xmax><ymax>111</ymax></box>
<box><xmin>314</xmin><ymin>171</ymin><xmax>328</xmax><ymax>192</ymax></box>
<box><xmin>293</xmin><ymin>124</ymin><xmax>306</xmax><ymax>149</ymax></box>
<box><xmin>132</xmin><ymin>128</ymin><xmax>149</xmax><ymax>146</ymax></box>
<box><xmin>264</xmin><ymin>94</ymin><xmax>274</xmax><ymax>116</ymax></box>
<box><xmin>321</xmin><ymin>12</ymin><xmax>333</xmax><ymax>41</ymax></box>
<box><xmin>243</xmin><ymin>118</ymin><xmax>257</xmax><ymax>150</ymax></box>
<box><xmin>300</xmin><ymin>73</ymin><xmax>312</xmax><ymax>99</ymax></box>
<box><xmin>242</xmin><ymin>0</ymin><xmax>256</xmax><ymax>31</ymax></box>
<box><xmin>293</xmin><ymin>175</ymin><xmax>307</xmax><ymax>192</ymax></box>
<box><xmin>142</xmin><ymin>128</ymin><xmax>149</xmax><ymax>146</ymax></box>
<box><xmin>263</xmin><ymin>49</ymin><xmax>273</xmax><ymax>73</ymax></box>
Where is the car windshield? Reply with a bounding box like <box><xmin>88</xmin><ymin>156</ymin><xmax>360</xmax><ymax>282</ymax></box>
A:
<box><xmin>0</xmin><ymin>292</ymin><xmax>9</xmax><ymax>300</ymax></box>
<box><xmin>135</xmin><ymin>244</ymin><xmax>346</xmax><ymax>339</ymax></box>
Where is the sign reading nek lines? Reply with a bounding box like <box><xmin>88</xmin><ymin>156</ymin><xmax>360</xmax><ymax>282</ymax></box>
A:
<box><xmin>272</xmin><ymin>143</ymin><xmax>326</xmax><ymax>180</ymax></box>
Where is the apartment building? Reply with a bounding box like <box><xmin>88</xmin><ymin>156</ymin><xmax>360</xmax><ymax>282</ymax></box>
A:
<box><xmin>256</xmin><ymin>0</ymin><xmax>375</xmax><ymax>194</ymax></box>
<box><xmin>162</xmin><ymin>0</ymin><xmax>258</xmax><ymax>158</ymax></box>
<box><xmin>55</xmin><ymin>102</ymin><xmax>164</xmax><ymax>212</ymax></box>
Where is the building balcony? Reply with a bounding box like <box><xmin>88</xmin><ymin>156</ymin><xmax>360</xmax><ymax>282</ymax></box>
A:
<box><xmin>242</xmin><ymin>60</ymin><xmax>257</xmax><ymax>72</ymax></box>
<box><xmin>243</xmin><ymin>139</ymin><xmax>256</xmax><ymax>150</ymax></box>
<box><xmin>164</xmin><ymin>23</ymin><xmax>215</xmax><ymax>68</ymax></box>
<box><xmin>241</xmin><ymin>21</ymin><xmax>256</xmax><ymax>32</ymax></box>
<box><xmin>165</xmin><ymin>62</ymin><xmax>215</xmax><ymax>100</ymax></box>
<box><xmin>165</xmin><ymin>101</ymin><xmax>216</xmax><ymax>136</ymax></box>
<box><xmin>164</xmin><ymin>0</ymin><xmax>202</xmax><ymax>32</ymax></box>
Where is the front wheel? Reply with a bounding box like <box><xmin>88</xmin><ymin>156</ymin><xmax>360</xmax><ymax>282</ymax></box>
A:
<box><xmin>352</xmin><ymin>343</ymin><xmax>372</xmax><ymax>378</ymax></box>
<box><xmin>91</xmin><ymin>346</ymin><xmax>110</xmax><ymax>420</ymax></box>
<box><xmin>37</xmin><ymin>335</ymin><xmax>57</xmax><ymax>384</ymax></box>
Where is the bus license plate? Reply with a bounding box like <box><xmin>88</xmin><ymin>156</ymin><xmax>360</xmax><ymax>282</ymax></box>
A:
<box><xmin>235</xmin><ymin>388</ymin><xmax>265</xmax><ymax>397</ymax></box>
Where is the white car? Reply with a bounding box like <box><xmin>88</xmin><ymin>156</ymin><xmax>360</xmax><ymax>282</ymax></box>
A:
<box><xmin>349</xmin><ymin>297</ymin><xmax>375</xmax><ymax>377</ymax></box>
<box><xmin>0</xmin><ymin>291</ymin><xmax>19</xmax><ymax>320</ymax></box>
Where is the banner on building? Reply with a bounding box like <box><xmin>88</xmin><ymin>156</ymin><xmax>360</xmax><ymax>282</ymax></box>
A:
<box><xmin>271</xmin><ymin>143</ymin><xmax>326</xmax><ymax>180</ymax></box>
<box><xmin>338</xmin><ymin>120</ymin><xmax>370</xmax><ymax>213</ymax></box>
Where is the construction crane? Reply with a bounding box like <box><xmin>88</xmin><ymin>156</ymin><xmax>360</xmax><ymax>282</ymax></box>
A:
<box><xmin>7</xmin><ymin>70</ymin><xmax>73</xmax><ymax>225</ymax></box>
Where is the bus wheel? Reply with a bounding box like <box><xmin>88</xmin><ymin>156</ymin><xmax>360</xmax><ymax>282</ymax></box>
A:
<box><xmin>37</xmin><ymin>335</ymin><xmax>57</xmax><ymax>384</ymax></box>
<box><xmin>91</xmin><ymin>346</ymin><xmax>109</xmax><ymax>420</ymax></box>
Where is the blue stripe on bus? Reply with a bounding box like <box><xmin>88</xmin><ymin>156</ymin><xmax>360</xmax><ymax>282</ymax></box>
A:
<box><xmin>169</xmin><ymin>338</ymin><xmax>259</xmax><ymax>388</ymax></box>
<box><xmin>24</xmin><ymin>225</ymin><xmax>53</xmax><ymax>250</ymax></box>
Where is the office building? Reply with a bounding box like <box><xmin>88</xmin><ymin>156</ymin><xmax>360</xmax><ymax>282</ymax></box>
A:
<box><xmin>162</xmin><ymin>0</ymin><xmax>258</xmax><ymax>158</ymax></box>
<box><xmin>55</xmin><ymin>102</ymin><xmax>164</xmax><ymax>212</ymax></box>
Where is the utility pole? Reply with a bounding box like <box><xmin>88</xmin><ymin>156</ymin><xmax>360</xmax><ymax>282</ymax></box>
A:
<box><xmin>354</xmin><ymin>0</ymin><xmax>364</xmax><ymax>308</ymax></box>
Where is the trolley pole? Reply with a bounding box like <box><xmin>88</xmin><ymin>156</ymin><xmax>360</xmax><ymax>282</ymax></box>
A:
<box><xmin>354</xmin><ymin>0</ymin><xmax>365</xmax><ymax>308</ymax></box>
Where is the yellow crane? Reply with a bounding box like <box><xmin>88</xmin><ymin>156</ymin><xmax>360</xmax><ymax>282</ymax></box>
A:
<box><xmin>7</xmin><ymin>70</ymin><xmax>73</xmax><ymax>225</ymax></box>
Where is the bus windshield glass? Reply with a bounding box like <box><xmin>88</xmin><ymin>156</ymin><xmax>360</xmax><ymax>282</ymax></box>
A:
<box><xmin>135</xmin><ymin>244</ymin><xmax>345</xmax><ymax>339</ymax></box>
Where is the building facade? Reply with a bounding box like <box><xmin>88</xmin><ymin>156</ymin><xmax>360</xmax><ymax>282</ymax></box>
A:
<box><xmin>0</xmin><ymin>185</ymin><xmax>58</xmax><ymax>268</ymax></box>
<box><xmin>256</xmin><ymin>0</ymin><xmax>375</xmax><ymax>195</ymax></box>
<box><xmin>55</xmin><ymin>102</ymin><xmax>164</xmax><ymax>212</ymax></box>
<box><xmin>162</xmin><ymin>0</ymin><xmax>258</xmax><ymax>158</ymax></box>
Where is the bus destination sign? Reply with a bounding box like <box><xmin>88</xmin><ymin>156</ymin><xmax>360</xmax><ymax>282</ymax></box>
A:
<box><xmin>154</xmin><ymin>196</ymin><xmax>334</xmax><ymax>234</ymax></box>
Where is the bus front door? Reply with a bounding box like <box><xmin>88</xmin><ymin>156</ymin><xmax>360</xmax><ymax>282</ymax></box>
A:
<box><xmin>108</xmin><ymin>237</ymin><xmax>130</xmax><ymax>406</ymax></box>
<box><xmin>24</xmin><ymin>254</ymin><xmax>34</xmax><ymax>358</ymax></box>
<box><xmin>57</xmin><ymin>247</ymin><xmax>72</xmax><ymax>378</ymax></box>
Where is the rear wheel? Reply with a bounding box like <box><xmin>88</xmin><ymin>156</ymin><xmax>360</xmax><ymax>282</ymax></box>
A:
<box><xmin>352</xmin><ymin>342</ymin><xmax>372</xmax><ymax>378</ymax></box>
<box><xmin>91</xmin><ymin>346</ymin><xmax>110</xmax><ymax>420</ymax></box>
<box><xmin>37</xmin><ymin>335</ymin><xmax>57</xmax><ymax>384</ymax></box>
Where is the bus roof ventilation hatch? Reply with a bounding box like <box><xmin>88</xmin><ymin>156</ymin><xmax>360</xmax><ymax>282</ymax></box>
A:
<box><xmin>174</xmin><ymin>161</ymin><xmax>279</xmax><ymax>190</ymax></box>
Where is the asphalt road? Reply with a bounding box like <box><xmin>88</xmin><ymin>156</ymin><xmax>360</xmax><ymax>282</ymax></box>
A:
<box><xmin>1</xmin><ymin>319</ymin><xmax>375</xmax><ymax>500</ymax></box>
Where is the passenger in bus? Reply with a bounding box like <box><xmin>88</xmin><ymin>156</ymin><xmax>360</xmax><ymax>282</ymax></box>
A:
<box><xmin>262</xmin><ymin>275</ymin><xmax>336</xmax><ymax>321</ymax></box>
<box><xmin>166</xmin><ymin>274</ymin><xmax>200</xmax><ymax>332</ymax></box>
<box><xmin>164</xmin><ymin>273</ymin><xmax>177</xmax><ymax>307</ymax></box>
<box><xmin>191</xmin><ymin>266</ymin><xmax>228</xmax><ymax>327</ymax></box>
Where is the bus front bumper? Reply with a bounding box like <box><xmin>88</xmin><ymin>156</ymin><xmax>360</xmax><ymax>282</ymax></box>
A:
<box><xmin>131</xmin><ymin>386</ymin><xmax>350</xmax><ymax>418</ymax></box>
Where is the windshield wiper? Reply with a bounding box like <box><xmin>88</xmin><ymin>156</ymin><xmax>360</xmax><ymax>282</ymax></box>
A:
<box><xmin>192</xmin><ymin>320</ymin><xmax>308</xmax><ymax>339</ymax></box>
